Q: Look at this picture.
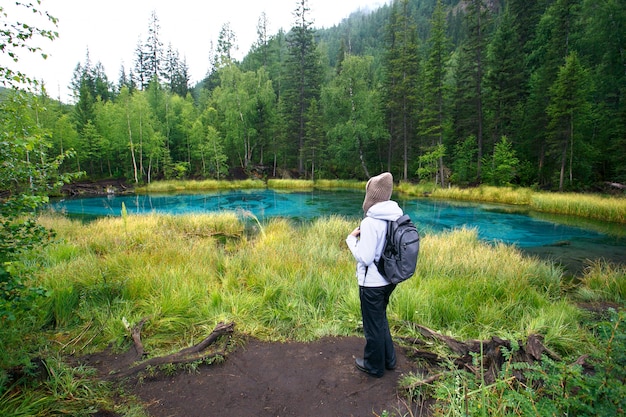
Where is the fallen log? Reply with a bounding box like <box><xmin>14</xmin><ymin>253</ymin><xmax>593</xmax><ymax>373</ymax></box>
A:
<box><xmin>108</xmin><ymin>321</ymin><xmax>235</xmax><ymax>379</ymax></box>
<box><xmin>413</xmin><ymin>325</ymin><xmax>565</xmax><ymax>385</ymax></box>
<box><xmin>406</xmin><ymin>349</ymin><xmax>442</xmax><ymax>366</ymax></box>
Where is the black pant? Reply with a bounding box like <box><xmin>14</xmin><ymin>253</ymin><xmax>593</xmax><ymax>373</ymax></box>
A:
<box><xmin>359</xmin><ymin>283</ymin><xmax>396</xmax><ymax>377</ymax></box>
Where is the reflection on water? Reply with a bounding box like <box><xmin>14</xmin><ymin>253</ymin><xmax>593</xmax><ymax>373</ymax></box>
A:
<box><xmin>48</xmin><ymin>189</ymin><xmax>626</xmax><ymax>275</ymax></box>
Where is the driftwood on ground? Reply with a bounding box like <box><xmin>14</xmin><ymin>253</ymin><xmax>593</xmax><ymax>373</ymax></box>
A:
<box><xmin>109</xmin><ymin>320</ymin><xmax>235</xmax><ymax>379</ymax></box>
<box><xmin>406</xmin><ymin>324</ymin><xmax>589</xmax><ymax>386</ymax></box>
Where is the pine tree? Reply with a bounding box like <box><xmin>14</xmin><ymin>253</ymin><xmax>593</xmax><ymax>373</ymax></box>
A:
<box><xmin>323</xmin><ymin>54</ymin><xmax>386</xmax><ymax>179</ymax></box>
<box><xmin>452</xmin><ymin>0</ymin><xmax>491</xmax><ymax>183</ymax></box>
<box><xmin>133</xmin><ymin>39</ymin><xmax>148</xmax><ymax>90</ymax></box>
<box><xmin>383</xmin><ymin>0</ymin><xmax>420</xmax><ymax>180</ymax></box>
<box><xmin>144</xmin><ymin>10</ymin><xmax>163</xmax><ymax>84</ymax></box>
<box><xmin>484</xmin><ymin>9</ymin><xmax>525</xmax><ymax>144</ymax></box>
<box><xmin>420</xmin><ymin>0</ymin><xmax>451</xmax><ymax>186</ymax></box>
<box><xmin>215</xmin><ymin>22</ymin><xmax>238</xmax><ymax>68</ymax></box>
<box><xmin>546</xmin><ymin>52</ymin><xmax>589</xmax><ymax>191</ymax></box>
<box><xmin>508</xmin><ymin>0</ymin><xmax>548</xmax><ymax>52</ymax></box>
<box><xmin>256</xmin><ymin>12</ymin><xmax>270</xmax><ymax>68</ymax></box>
<box><xmin>117</xmin><ymin>65</ymin><xmax>136</xmax><ymax>95</ymax></box>
<box><xmin>524</xmin><ymin>0</ymin><xmax>581</xmax><ymax>187</ymax></box>
<box><xmin>579</xmin><ymin>0</ymin><xmax>626</xmax><ymax>183</ymax></box>
<box><xmin>163</xmin><ymin>44</ymin><xmax>190</xmax><ymax>97</ymax></box>
<box><xmin>283</xmin><ymin>0</ymin><xmax>323</xmax><ymax>174</ymax></box>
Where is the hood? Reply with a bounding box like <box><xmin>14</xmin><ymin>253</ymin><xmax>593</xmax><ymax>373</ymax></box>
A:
<box><xmin>365</xmin><ymin>200</ymin><xmax>403</xmax><ymax>221</ymax></box>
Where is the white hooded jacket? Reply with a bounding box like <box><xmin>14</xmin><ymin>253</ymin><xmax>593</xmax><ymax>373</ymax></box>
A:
<box><xmin>346</xmin><ymin>200</ymin><xmax>404</xmax><ymax>287</ymax></box>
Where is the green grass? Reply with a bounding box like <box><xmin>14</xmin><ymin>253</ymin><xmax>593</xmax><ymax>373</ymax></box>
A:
<box><xmin>20</xmin><ymin>213</ymin><xmax>604</xmax><ymax>355</ymax></box>
<box><xmin>136</xmin><ymin>178</ymin><xmax>265</xmax><ymax>193</ymax></box>
<box><xmin>267</xmin><ymin>178</ymin><xmax>314</xmax><ymax>189</ymax></box>
<box><xmin>268</xmin><ymin>178</ymin><xmax>365</xmax><ymax>190</ymax></box>
<box><xmin>422</xmin><ymin>185</ymin><xmax>626</xmax><ymax>223</ymax></box>
<box><xmin>575</xmin><ymin>260</ymin><xmax>626</xmax><ymax>304</ymax></box>
<box><xmin>0</xmin><ymin>356</ymin><xmax>120</xmax><ymax>417</ymax></box>
<box><xmin>430</xmin><ymin>185</ymin><xmax>535</xmax><ymax>205</ymax></box>
<box><xmin>2</xmin><ymin>180</ymin><xmax>624</xmax><ymax>416</ymax></box>
<box><xmin>531</xmin><ymin>192</ymin><xmax>626</xmax><ymax>223</ymax></box>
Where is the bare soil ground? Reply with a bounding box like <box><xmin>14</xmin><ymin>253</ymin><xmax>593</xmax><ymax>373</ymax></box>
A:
<box><xmin>85</xmin><ymin>336</ymin><xmax>427</xmax><ymax>417</ymax></box>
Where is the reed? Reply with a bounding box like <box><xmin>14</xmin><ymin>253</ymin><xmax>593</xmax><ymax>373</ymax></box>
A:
<box><xmin>31</xmin><ymin>213</ymin><xmax>595</xmax><ymax>354</ymax></box>
<box><xmin>136</xmin><ymin>179</ymin><xmax>265</xmax><ymax>193</ymax></box>
<box><xmin>429</xmin><ymin>185</ymin><xmax>534</xmax><ymax>205</ymax></box>
<box><xmin>267</xmin><ymin>178</ymin><xmax>365</xmax><ymax>190</ymax></box>
<box><xmin>531</xmin><ymin>192</ymin><xmax>626</xmax><ymax>223</ymax></box>
<box><xmin>267</xmin><ymin>178</ymin><xmax>314</xmax><ymax>189</ymax></box>
<box><xmin>575</xmin><ymin>260</ymin><xmax>626</xmax><ymax>304</ymax></box>
<box><xmin>420</xmin><ymin>185</ymin><xmax>625</xmax><ymax>223</ymax></box>
<box><xmin>312</xmin><ymin>179</ymin><xmax>364</xmax><ymax>190</ymax></box>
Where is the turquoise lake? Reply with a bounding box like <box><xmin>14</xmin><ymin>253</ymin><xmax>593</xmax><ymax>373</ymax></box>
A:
<box><xmin>48</xmin><ymin>189</ymin><xmax>626</xmax><ymax>275</ymax></box>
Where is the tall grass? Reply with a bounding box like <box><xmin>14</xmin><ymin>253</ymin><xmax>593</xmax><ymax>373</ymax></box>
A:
<box><xmin>429</xmin><ymin>185</ymin><xmax>535</xmax><ymax>205</ymax></box>
<box><xmin>267</xmin><ymin>178</ymin><xmax>364</xmax><ymax>190</ymax></box>
<box><xmin>29</xmin><ymin>213</ymin><xmax>593</xmax><ymax>354</ymax></box>
<box><xmin>267</xmin><ymin>178</ymin><xmax>314</xmax><ymax>189</ymax></box>
<box><xmin>312</xmin><ymin>179</ymin><xmax>364</xmax><ymax>190</ymax></box>
<box><xmin>532</xmin><ymin>192</ymin><xmax>626</xmax><ymax>223</ymax></box>
<box><xmin>0</xmin><ymin>357</ymin><xmax>118</xmax><ymax>417</ymax></box>
<box><xmin>136</xmin><ymin>179</ymin><xmax>265</xmax><ymax>193</ymax></box>
<box><xmin>391</xmin><ymin>227</ymin><xmax>583</xmax><ymax>352</ymax></box>
<box><xmin>422</xmin><ymin>185</ymin><xmax>625</xmax><ymax>223</ymax></box>
<box><xmin>575</xmin><ymin>260</ymin><xmax>626</xmax><ymax>304</ymax></box>
<box><xmin>2</xmin><ymin>211</ymin><xmax>623</xmax><ymax>416</ymax></box>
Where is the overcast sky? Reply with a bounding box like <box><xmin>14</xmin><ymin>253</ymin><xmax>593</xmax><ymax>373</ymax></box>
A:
<box><xmin>3</xmin><ymin>0</ymin><xmax>390</xmax><ymax>103</ymax></box>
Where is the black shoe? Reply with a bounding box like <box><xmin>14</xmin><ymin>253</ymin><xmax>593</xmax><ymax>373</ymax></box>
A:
<box><xmin>386</xmin><ymin>362</ymin><xmax>396</xmax><ymax>371</ymax></box>
<box><xmin>355</xmin><ymin>358</ymin><xmax>382</xmax><ymax>378</ymax></box>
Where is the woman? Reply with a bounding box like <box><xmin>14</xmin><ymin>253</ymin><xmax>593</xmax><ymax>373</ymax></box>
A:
<box><xmin>345</xmin><ymin>172</ymin><xmax>403</xmax><ymax>377</ymax></box>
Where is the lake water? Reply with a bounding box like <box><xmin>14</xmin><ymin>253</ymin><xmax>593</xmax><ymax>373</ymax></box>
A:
<box><xmin>48</xmin><ymin>189</ymin><xmax>626</xmax><ymax>275</ymax></box>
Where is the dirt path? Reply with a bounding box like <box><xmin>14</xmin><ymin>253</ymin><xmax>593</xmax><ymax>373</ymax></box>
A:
<box><xmin>88</xmin><ymin>336</ymin><xmax>425</xmax><ymax>417</ymax></box>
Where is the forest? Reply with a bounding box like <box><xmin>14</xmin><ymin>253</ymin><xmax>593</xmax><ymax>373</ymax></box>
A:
<box><xmin>11</xmin><ymin>0</ymin><xmax>626</xmax><ymax>192</ymax></box>
<box><xmin>1</xmin><ymin>2</ymin><xmax>625</xmax><ymax>415</ymax></box>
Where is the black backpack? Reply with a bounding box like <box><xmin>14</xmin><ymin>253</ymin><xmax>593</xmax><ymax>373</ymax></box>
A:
<box><xmin>375</xmin><ymin>214</ymin><xmax>420</xmax><ymax>284</ymax></box>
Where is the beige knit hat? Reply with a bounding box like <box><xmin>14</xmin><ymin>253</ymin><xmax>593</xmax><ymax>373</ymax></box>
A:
<box><xmin>362</xmin><ymin>172</ymin><xmax>393</xmax><ymax>213</ymax></box>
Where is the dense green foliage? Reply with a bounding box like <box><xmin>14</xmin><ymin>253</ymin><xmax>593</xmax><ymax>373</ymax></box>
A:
<box><xmin>14</xmin><ymin>0</ymin><xmax>624</xmax><ymax>190</ymax></box>
<box><xmin>425</xmin><ymin>309</ymin><xmax>626</xmax><ymax>416</ymax></box>
<box><xmin>0</xmin><ymin>1</ymin><xmax>76</xmax><ymax>321</ymax></box>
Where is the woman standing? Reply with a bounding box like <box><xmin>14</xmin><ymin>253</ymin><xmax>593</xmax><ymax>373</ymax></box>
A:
<box><xmin>346</xmin><ymin>172</ymin><xmax>403</xmax><ymax>377</ymax></box>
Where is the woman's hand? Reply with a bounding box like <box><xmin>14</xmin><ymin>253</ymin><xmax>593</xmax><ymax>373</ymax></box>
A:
<box><xmin>350</xmin><ymin>227</ymin><xmax>361</xmax><ymax>237</ymax></box>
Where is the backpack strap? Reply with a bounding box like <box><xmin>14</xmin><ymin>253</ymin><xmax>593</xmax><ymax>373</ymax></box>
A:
<box><xmin>373</xmin><ymin>219</ymin><xmax>390</xmax><ymax>272</ymax></box>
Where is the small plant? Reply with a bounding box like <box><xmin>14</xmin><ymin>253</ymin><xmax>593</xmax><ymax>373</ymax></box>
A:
<box><xmin>159</xmin><ymin>363</ymin><xmax>177</xmax><ymax>376</ymax></box>
<box><xmin>204</xmin><ymin>354</ymin><xmax>225</xmax><ymax>366</ymax></box>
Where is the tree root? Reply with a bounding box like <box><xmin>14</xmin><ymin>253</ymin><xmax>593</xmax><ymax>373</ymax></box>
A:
<box><xmin>403</xmin><ymin>324</ymin><xmax>588</xmax><ymax>387</ymax></box>
<box><xmin>108</xmin><ymin>320</ymin><xmax>235</xmax><ymax>380</ymax></box>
